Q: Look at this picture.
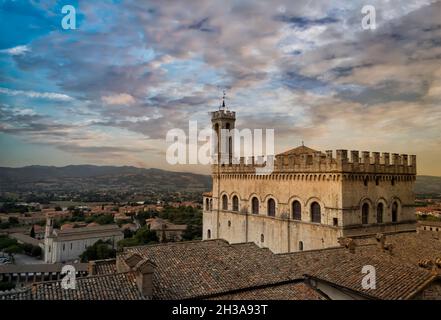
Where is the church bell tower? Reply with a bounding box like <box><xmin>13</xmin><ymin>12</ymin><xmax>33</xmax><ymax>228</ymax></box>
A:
<box><xmin>211</xmin><ymin>91</ymin><xmax>236</xmax><ymax>164</ymax></box>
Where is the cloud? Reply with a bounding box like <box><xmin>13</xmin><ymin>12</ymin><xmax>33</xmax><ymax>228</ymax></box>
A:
<box><xmin>1</xmin><ymin>0</ymin><xmax>441</xmax><ymax>174</ymax></box>
<box><xmin>101</xmin><ymin>93</ymin><xmax>136</xmax><ymax>105</ymax></box>
<box><xmin>0</xmin><ymin>87</ymin><xmax>74</xmax><ymax>101</ymax></box>
<box><xmin>0</xmin><ymin>45</ymin><xmax>30</xmax><ymax>56</ymax></box>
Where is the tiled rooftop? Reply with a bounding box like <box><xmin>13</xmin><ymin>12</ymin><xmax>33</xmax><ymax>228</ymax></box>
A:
<box><xmin>89</xmin><ymin>259</ymin><xmax>117</xmax><ymax>275</ymax></box>
<box><xmin>208</xmin><ymin>281</ymin><xmax>326</xmax><ymax>300</ymax></box>
<box><xmin>120</xmin><ymin>240</ymin><xmax>289</xmax><ymax>300</ymax></box>
<box><xmin>0</xmin><ymin>272</ymin><xmax>145</xmax><ymax>300</ymax></box>
<box><xmin>1</xmin><ymin>232</ymin><xmax>440</xmax><ymax>300</ymax></box>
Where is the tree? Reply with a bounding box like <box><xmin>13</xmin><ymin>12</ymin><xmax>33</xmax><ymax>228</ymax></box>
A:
<box><xmin>0</xmin><ymin>222</ymin><xmax>10</xmax><ymax>229</ymax></box>
<box><xmin>117</xmin><ymin>226</ymin><xmax>159</xmax><ymax>248</ymax></box>
<box><xmin>30</xmin><ymin>225</ymin><xmax>36</xmax><ymax>238</ymax></box>
<box><xmin>123</xmin><ymin>228</ymin><xmax>134</xmax><ymax>239</ymax></box>
<box><xmin>4</xmin><ymin>244</ymin><xmax>23</xmax><ymax>262</ymax></box>
<box><xmin>0</xmin><ymin>236</ymin><xmax>17</xmax><ymax>250</ymax></box>
<box><xmin>80</xmin><ymin>240</ymin><xmax>116</xmax><ymax>262</ymax></box>
<box><xmin>31</xmin><ymin>246</ymin><xmax>42</xmax><ymax>257</ymax></box>
<box><xmin>23</xmin><ymin>243</ymin><xmax>33</xmax><ymax>255</ymax></box>
<box><xmin>0</xmin><ymin>282</ymin><xmax>15</xmax><ymax>291</ymax></box>
<box><xmin>8</xmin><ymin>217</ymin><xmax>19</xmax><ymax>225</ymax></box>
<box><xmin>96</xmin><ymin>214</ymin><xmax>114</xmax><ymax>225</ymax></box>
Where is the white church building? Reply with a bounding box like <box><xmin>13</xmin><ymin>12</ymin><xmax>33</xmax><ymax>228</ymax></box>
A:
<box><xmin>43</xmin><ymin>218</ymin><xmax>123</xmax><ymax>263</ymax></box>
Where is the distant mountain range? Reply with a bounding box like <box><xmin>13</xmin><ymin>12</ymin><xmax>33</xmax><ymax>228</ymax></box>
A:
<box><xmin>415</xmin><ymin>175</ymin><xmax>441</xmax><ymax>195</ymax></box>
<box><xmin>0</xmin><ymin>165</ymin><xmax>440</xmax><ymax>196</ymax></box>
<box><xmin>0</xmin><ymin>165</ymin><xmax>211</xmax><ymax>193</ymax></box>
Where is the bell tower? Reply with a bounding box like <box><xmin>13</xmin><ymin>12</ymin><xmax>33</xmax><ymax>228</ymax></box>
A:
<box><xmin>211</xmin><ymin>91</ymin><xmax>236</xmax><ymax>164</ymax></box>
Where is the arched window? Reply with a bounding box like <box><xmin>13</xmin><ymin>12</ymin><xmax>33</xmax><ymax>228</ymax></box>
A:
<box><xmin>209</xmin><ymin>199</ymin><xmax>213</xmax><ymax>210</ymax></box>
<box><xmin>311</xmin><ymin>202</ymin><xmax>321</xmax><ymax>223</ymax></box>
<box><xmin>232</xmin><ymin>195</ymin><xmax>239</xmax><ymax>212</ymax></box>
<box><xmin>377</xmin><ymin>203</ymin><xmax>383</xmax><ymax>223</ymax></box>
<box><xmin>207</xmin><ymin>229</ymin><xmax>211</xmax><ymax>239</ymax></box>
<box><xmin>261</xmin><ymin>234</ymin><xmax>264</xmax><ymax>243</ymax></box>
<box><xmin>362</xmin><ymin>203</ymin><xmax>369</xmax><ymax>225</ymax></box>
<box><xmin>392</xmin><ymin>202</ymin><xmax>398</xmax><ymax>222</ymax></box>
<box><xmin>267</xmin><ymin>198</ymin><xmax>276</xmax><ymax>217</ymax></box>
<box><xmin>252</xmin><ymin>197</ymin><xmax>259</xmax><ymax>214</ymax></box>
<box><xmin>222</xmin><ymin>194</ymin><xmax>228</xmax><ymax>210</ymax></box>
<box><xmin>299</xmin><ymin>241</ymin><xmax>304</xmax><ymax>251</ymax></box>
<box><xmin>205</xmin><ymin>198</ymin><xmax>209</xmax><ymax>211</ymax></box>
<box><xmin>292</xmin><ymin>200</ymin><xmax>301</xmax><ymax>220</ymax></box>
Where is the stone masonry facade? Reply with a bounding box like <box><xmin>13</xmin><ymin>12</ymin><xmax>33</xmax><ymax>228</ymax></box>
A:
<box><xmin>203</xmin><ymin>107</ymin><xmax>417</xmax><ymax>253</ymax></box>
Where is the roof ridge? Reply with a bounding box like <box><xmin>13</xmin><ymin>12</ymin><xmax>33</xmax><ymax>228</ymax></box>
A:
<box><xmin>31</xmin><ymin>271</ymin><xmax>134</xmax><ymax>287</ymax></box>
<box><xmin>123</xmin><ymin>239</ymin><xmax>228</xmax><ymax>251</ymax></box>
<box><xmin>187</xmin><ymin>278</ymin><xmax>306</xmax><ymax>300</ymax></box>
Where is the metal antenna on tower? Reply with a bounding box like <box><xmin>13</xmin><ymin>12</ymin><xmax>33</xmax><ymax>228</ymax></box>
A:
<box><xmin>221</xmin><ymin>89</ymin><xmax>226</xmax><ymax>109</ymax></box>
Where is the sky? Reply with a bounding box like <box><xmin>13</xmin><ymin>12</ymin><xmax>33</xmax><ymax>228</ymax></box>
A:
<box><xmin>0</xmin><ymin>0</ymin><xmax>440</xmax><ymax>175</ymax></box>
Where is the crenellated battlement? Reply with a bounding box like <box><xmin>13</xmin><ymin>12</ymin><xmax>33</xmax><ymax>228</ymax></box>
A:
<box><xmin>213</xmin><ymin>150</ymin><xmax>416</xmax><ymax>175</ymax></box>
<box><xmin>211</xmin><ymin>109</ymin><xmax>236</xmax><ymax>121</ymax></box>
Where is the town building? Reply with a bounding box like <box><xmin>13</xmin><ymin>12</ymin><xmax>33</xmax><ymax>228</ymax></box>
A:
<box><xmin>417</xmin><ymin>220</ymin><xmax>441</xmax><ymax>235</ymax></box>
<box><xmin>145</xmin><ymin>218</ymin><xmax>187</xmax><ymax>242</ymax></box>
<box><xmin>1</xmin><ymin>232</ymin><xmax>440</xmax><ymax>300</ymax></box>
<box><xmin>43</xmin><ymin>217</ymin><xmax>123</xmax><ymax>263</ymax></box>
<box><xmin>203</xmin><ymin>106</ymin><xmax>417</xmax><ymax>253</ymax></box>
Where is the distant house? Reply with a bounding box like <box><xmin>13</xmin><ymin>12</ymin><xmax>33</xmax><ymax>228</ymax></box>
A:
<box><xmin>417</xmin><ymin>220</ymin><xmax>441</xmax><ymax>235</ymax></box>
<box><xmin>31</xmin><ymin>224</ymin><xmax>45</xmax><ymax>240</ymax></box>
<box><xmin>10</xmin><ymin>233</ymin><xmax>43</xmax><ymax>248</ymax></box>
<box><xmin>121</xmin><ymin>223</ymin><xmax>138</xmax><ymax>233</ymax></box>
<box><xmin>145</xmin><ymin>218</ymin><xmax>187</xmax><ymax>242</ymax></box>
<box><xmin>43</xmin><ymin>217</ymin><xmax>123</xmax><ymax>263</ymax></box>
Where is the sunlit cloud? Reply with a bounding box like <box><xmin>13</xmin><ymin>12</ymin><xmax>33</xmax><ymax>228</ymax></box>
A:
<box><xmin>0</xmin><ymin>0</ymin><xmax>440</xmax><ymax>175</ymax></box>
<box><xmin>0</xmin><ymin>87</ymin><xmax>74</xmax><ymax>101</ymax></box>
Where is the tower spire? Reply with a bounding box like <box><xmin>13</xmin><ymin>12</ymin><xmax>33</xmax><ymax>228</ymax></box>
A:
<box><xmin>221</xmin><ymin>90</ymin><xmax>226</xmax><ymax>109</ymax></box>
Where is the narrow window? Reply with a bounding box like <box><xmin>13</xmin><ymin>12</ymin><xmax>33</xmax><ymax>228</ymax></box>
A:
<box><xmin>267</xmin><ymin>199</ymin><xmax>276</xmax><ymax>217</ymax></box>
<box><xmin>377</xmin><ymin>203</ymin><xmax>383</xmax><ymax>223</ymax></box>
<box><xmin>292</xmin><ymin>201</ymin><xmax>301</xmax><ymax>220</ymax></box>
<box><xmin>232</xmin><ymin>196</ymin><xmax>239</xmax><ymax>212</ymax></box>
<box><xmin>311</xmin><ymin>202</ymin><xmax>321</xmax><ymax>223</ymax></box>
<box><xmin>209</xmin><ymin>199</ymin><xmax>213</xmax><ymax>210</ymax></box>
<box><xmin>252</xmin><ymin>197</ymin><xmax>259</xmax><ymax>214</ymax></box>
<box><xmin>362</xmin><ymin>203</ymin><xmax>369</xmax><ymax>225</ymax></box>
<box><xmin>261</xmin><ymin>234</ymin><xmax>264</xmax><ymax>243</ymax></box>
<box><xmin>222</xmin><ymin>194</ymin><xmax>228</xmax><ymax>210</ymax></box>
<box><xmin>299</xmin><ymin>241</ymin><xmax>303</xmax><ymax>251</ymax></box>
<box><xmin>333</xmin><ymin>218</ymin><xmax>338</xmax><ymax>226</ymax></box>
<box><xmin>207</xmin><ymin>229</ymin><xmax>211</xmax><ymax>239</ymax></box>
<box><xmin>205</xmin><ymin>198</ymin><xmax>209</xmax><ymax>211</ymax></box>
<box><xmin>228</xmin><ymin>221</ymin><xmax>231</xmax><ymax>227</ymax></box>
<box><xmin>392</xmin><ymin>202</ymin><xmax>398</xmax><ymax>222</ymax></box>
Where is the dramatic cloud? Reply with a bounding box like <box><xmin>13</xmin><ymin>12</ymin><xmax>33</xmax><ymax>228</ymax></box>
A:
<box><xmin>101</xmin><ymin>93</ymin><xmax>136</xmax><ymax>106</ymax></box>
<box><xmin>0</xmin><ymin>87</ymin><xmax>74</xmax><ymax>101</ymax></box>
<box><xmin>0</xmin><ymin>0</ymin><xmax>440</xmax><ymax>174</ymax></box>
<box><xmin>0</xmin><ymin>45</ymin><xmax>30</xmax><ymax>56</ymax></box>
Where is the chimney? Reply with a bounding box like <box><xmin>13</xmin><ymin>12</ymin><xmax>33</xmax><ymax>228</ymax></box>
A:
<box><xmin>376</xmin><ymin>233</ymin><xmax>393</xmax><ymax>254</ymax></box>
<box><xmin>88</xmin><ymin>261</ymin><xmax>97</xmax><ymax>276</ymax></box>
<box><xmin>134</xmin><ymin>259</ymin><xmax>156</xmax><ymax>298</ymax></box>
<box><xmin>376</xmin><ymin>233</ymin><xmax>386</xmax><ymax>250</ymax></box>
<box><xmin>125</xmin><ymin>252</ymin><xmax>143</xmax><ymax>269</ymax></box>
<box><xmin>339</xmin><ymin>237</ymin><xmax>356</xmax><ymax>253</ymax></box>
<box><xmin>346</xmin><ymin>238</ymin><xmax>356</xmax><ymax>254</ymax></box>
